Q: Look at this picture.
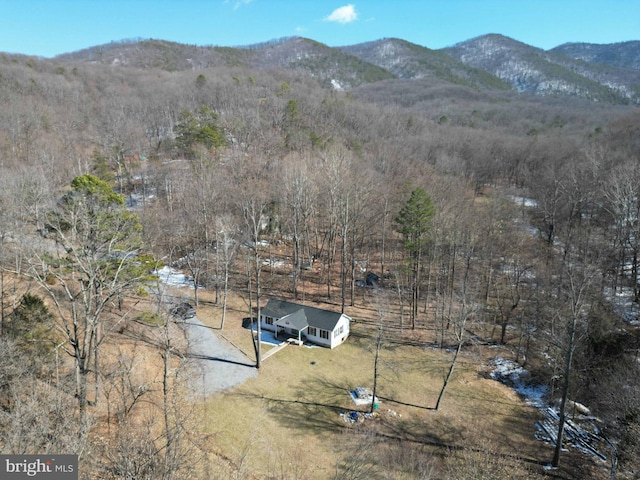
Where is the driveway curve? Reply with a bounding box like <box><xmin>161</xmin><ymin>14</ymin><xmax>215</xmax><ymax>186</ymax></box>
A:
<box><xmin>182</xmin><ymin>317</ymin><xmax>258</xmax><ymax>398</ymax></box>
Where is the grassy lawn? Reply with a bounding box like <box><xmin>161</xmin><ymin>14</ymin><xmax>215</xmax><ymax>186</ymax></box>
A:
<box><xmin>193</xmin><ymin>290</ymin><xmax>550</xmax><ymax>479</ymax></box>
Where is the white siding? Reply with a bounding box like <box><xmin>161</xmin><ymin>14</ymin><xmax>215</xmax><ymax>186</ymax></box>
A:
<box><xmin>260</xmin><ymin>315</ymin><xmax>277</xmax><ymax>332</ymax></box>
<box><xmin>329</xmin><ymin>314</ymin><xmax>350</xmax><ymax>348</ymax></box>
<box><xmin>259</xmin><ymin>308</ymin><xmax>350</xmax><ymax>349</ymax></box>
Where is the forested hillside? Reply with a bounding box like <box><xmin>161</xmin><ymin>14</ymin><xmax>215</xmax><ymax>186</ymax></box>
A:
<box><xmin>443</xmin><ymin>34</ymin><xmax>640</xmax><ymax>103</ymax></box>
<box><xmin>1</xmin><ymin>41</ymin><xmax>640</xmax><ymax>479</ymax></box>
<box><xmin>55</xmin><ymin>35</ymin><xmax>640</xmax><ymax>103</ymax></box>
<box><xmin>552</xmin><ymin>40</ymin><xmax>640</xmax><ymax>71</ymax></box>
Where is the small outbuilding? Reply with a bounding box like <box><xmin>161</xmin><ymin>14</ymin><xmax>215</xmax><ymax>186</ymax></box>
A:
<box><xmin>260</xmin><ymin>299</ymin><xmax>350</xmax><ymax>348</ymax></box>
<box><xmin>366</xmin><ymin>272</ymin><xmax>380</xmax><ymax>287</ymax></box>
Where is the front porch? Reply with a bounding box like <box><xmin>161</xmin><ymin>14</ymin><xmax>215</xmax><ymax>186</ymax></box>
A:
<box><xmin>273</xmin><ymin>323</ymin><xmax>307</xmax><ymax>345</ymax></box>
<box><xmin>273</xmin><ymin>309</ymin><xmax>309</xmax><ymax>345</ymax></box>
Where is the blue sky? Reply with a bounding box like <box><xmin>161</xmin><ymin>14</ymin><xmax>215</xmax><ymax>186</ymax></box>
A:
<box><xmin>1</xmin><ymin>0</ymin><xmax>638</xmax><ymax>58</ymax></box>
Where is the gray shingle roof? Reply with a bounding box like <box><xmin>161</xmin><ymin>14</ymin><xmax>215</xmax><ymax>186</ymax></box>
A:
<box><xmin>262</xmin><ymin>299</ymin><xmax>346</xmax><ymax>331</ymax></box>
<box><xmin>277</xmin><ymin>308</ymin><xmax>309</xmax><ymax>330</ymax></box>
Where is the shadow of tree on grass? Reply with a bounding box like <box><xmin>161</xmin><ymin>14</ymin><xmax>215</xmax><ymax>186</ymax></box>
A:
<box><xmin>232</xmin><ymin>372</ymin><xmax>558</xmax><ymax>479</ymax></box>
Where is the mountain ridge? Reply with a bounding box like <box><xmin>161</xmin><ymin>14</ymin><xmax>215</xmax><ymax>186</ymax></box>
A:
<box><xmin>444</xmin><ymin>34</ymin><xmax>640</xmax><ymax>103</ymax></box>
<box><xmin>42</xmin><ymin>34</ymin><xmax>640</xmax><ymax>104</ymax></box>
<box><xmin>551</xmin><ymin>40</ymin><xmax>640</xmax><ymax>70</ymax></box>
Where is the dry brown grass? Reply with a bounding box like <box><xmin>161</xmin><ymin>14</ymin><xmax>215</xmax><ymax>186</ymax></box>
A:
<box><xmin>15</xmin><ymin>264</ymin><xmax>604</xmax><ymax>479</ymax></box>
<box><xmin>185</xmin><ymin>284</ymin><xmax>568</xmax><ymax>479</ymax></box>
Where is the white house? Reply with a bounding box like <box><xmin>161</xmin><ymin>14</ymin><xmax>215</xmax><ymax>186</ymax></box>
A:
<box><xmin>260</xmin><ymin>299</ymin><xmax>350</xmax><ymax>349</ymax></box>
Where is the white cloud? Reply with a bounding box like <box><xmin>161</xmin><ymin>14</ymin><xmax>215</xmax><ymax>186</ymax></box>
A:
<box><xmin>225</xmin><ymin>0</ymin><xmax>253</xmax><ymax>10</ymax></box>
<box><xmin>325</xmin><ymin>4</ymin><xmax>358</xmax><ymax>24</ymax></box>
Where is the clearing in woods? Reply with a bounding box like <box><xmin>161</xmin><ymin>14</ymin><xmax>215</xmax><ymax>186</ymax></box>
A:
<box><xmin>183</xmin><ymin>279</ymin><xmax>602</xmax><ymax>480</ymax></box>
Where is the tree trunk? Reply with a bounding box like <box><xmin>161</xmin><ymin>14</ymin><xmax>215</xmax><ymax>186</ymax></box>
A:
<box><xmin>552</xmin><ymin>314</ymin><xmax>577</xmax><ymax>468</ymax></box>
<box><xmin>93</xmin><ymin>324</ymin><xmax>100</xmax><ymax>406</ymax></box>
<box><xmin>221</xmin><ymin>263</ymin><xmax>229</xmax><ymax>329</ymax></box>
<box><xmin>76</xmin><ymin>356</ymin><xmax>90</xmax><ymax>438</ymax></box>
<box><xmin>340</xmin><ymin>224</ymin><xmax>348</xmax><ymax>314</ymax></box>
<box><xmin>254</xmin><ymin>250</ymin><xmax>262</xmax><ymax>369</ymax></box>
<box><xmin>370</xmin><ymin>328</ymin><xmax>383</xmax><ymax>414</ymax></box>
<box><xmin>0</xmin><ymin>267</ymin><xmax>5</xmax><ymax>336</ymax></box>
<box><xmin>162</xmin><ymin>315</ymin><xmax>175</xmax><ymax>480</ymax></box>
<box><xmin>436</xmin><ymin>250</ymin><xmax>473</xmax><ymax>410</ymax></box>
<box><xmin>435</xmin><ymin>338</ymin><xmax>463</xmax><ymax>410</ymax></box>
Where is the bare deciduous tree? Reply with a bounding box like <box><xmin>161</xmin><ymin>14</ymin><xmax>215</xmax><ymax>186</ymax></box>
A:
<box><xmin>27</xmin><ymin>175</ymin><xmax>148</xmax><ymax>434</ymax></box>
<box><xmin>239</xmin><ymin>182</ymin><xmax>270</xmax><ymax>369</ymax></box>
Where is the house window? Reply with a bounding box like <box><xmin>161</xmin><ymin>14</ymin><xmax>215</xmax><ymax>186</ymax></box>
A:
<box><xmin>308</xmin><ymin>326</ymin><xmax>317</xmax><ymax>336</ymax></box>
<box><xmin>319</xmin><ymin>329</ymin><xmax>329</xmax><ymax>340</ymax></box>
<box><xmin>265</xmin><ymin>316</ymin><xmax>273</xmax><ymax>325</ymax></box>
<box><xmin>334</xmin><ymin>325</ymin><xmax>344</xmax><ymax>338</ymax></box>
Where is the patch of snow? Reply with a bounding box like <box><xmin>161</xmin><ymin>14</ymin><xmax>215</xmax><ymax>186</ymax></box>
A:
<box><xmin>604</xmin><ymin>286</ymin><xmax>640</xmax><ymax>325</ymax></box>
<box><xmin>490</xmin><ymin>356</ymin><xmax>607</xmax><ymax>463</ymax></box>
<box><xmin>508</xmin><ymin>195</ymin><xmax>538</xmax><ymax>208</ymax></box>
<box><xmin>262</xmin><ymin>258</ymin><xmax>286</xmax><ymax>268</ymax></box>
<box><xmin>154</xmin><ymin>266</ymin><xmax>196</xmax><ymax>289</ymax></box>
<box><xmin>490</xmin><ymin>357</ymin><xmax>547</xmax><ymax>407</ymax></box>
<box><xmin>243</xmin><ymin>239</ymin><xmax>270</xmax><ymax>249</ymax></box>
<box><xmin>331</xmin><ymin>79</ymin><xmax>343</xmax><ymax>90</ymax></box>
<box><xmin>535</xmin><ymin>407</ymin><xmax>606</xmax><ymax>462</ymax></box>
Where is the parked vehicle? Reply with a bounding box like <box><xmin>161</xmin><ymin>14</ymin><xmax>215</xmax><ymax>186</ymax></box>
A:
<box><xmin>171</xmin><ymin>302</ymin><xmax>195</xmax><ymax>320</ymax></box>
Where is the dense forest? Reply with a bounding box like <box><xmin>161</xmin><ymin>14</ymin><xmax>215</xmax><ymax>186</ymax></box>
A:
<box><xmin>1</xmin><ymin>43</ymin><xmax>640</xmax><ymax>479</ymax></box>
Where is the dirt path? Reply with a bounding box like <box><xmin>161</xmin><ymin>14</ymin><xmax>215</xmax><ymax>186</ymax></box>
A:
<box><xmin>182</xmin><ymin>316</ymin><xmax>258</xmax><ymax>398</ymax></box>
